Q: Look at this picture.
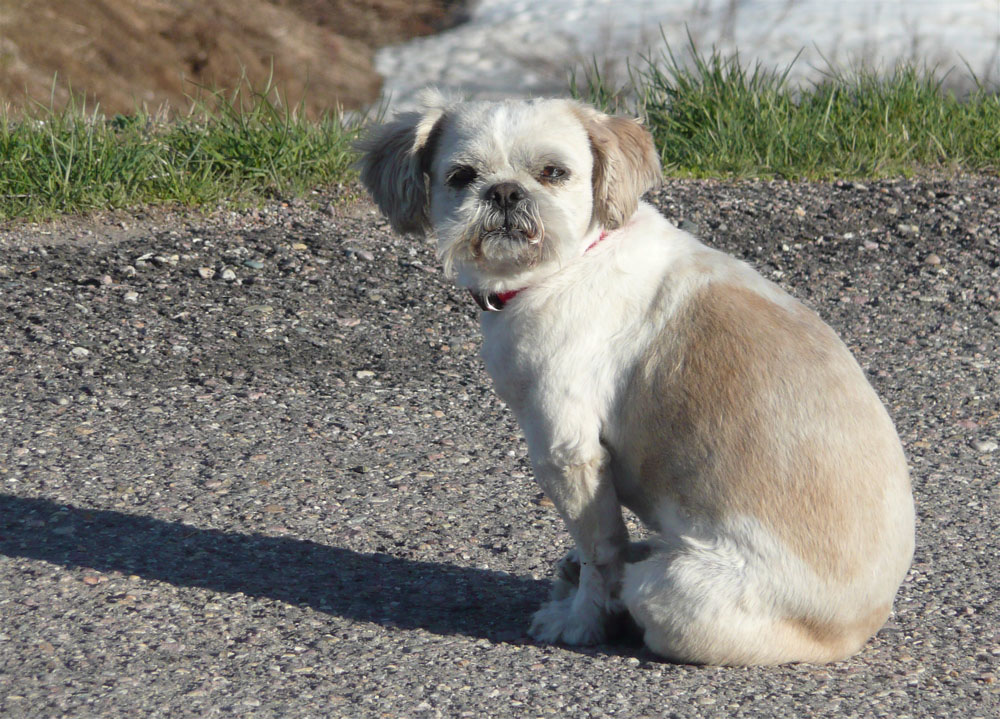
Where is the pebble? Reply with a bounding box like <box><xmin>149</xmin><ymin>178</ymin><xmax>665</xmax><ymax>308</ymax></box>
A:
<box><xmin>971</xmin><ymin>439</ymin><xmax>998</xmax><ymax>453</ymax></box>
<box><xmin>345</xmin><ymin>247</ymin><xmax>375</xmax><ymax>262</ymax></box>
<box><xmin>124</xmin><ymin>291</ymin><xmax>139</xmax><ymax>302</ymax></box>
<box><xmin>198</xmin><ymin>267</ymin><xmax>216</xmax><ymax>279</ymax></box>
<box><xmin>924</xmin><ymin>253</ymin><xmax>942</xmax><ymax>265</ymax></box>
<box><xmin>70</xmin><ymin>346</ymin><xmax>90</xmax><ymax>358</ymax></box>
<box><xmin>898</xmin><ymin>223</ymin><xmax>920</xmax><ymax>235</ymax></box>
<box><xmin>243</xmin><ymin>259</ymin><xmax>265</xmax><ymax>269</ymax></box>
<box><xmin>221</xmin><ymin>268</ymin><xmax>237</xmax><ymax>281</ymax></box>
<box><xmin>245</xmin><ymin>305</ymin><xmax>274</xmax><ymax>315</ymax></box>
<box><xmin>355</xmin><ymin>370</ymin><xmax>375</xmax><ymax>379</ymax></box>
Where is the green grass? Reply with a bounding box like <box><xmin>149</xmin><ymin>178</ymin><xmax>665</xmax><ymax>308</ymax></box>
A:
<box><xmin>0</xmin><ymin>83</ymin><xmax>361</xmax><ymax>222</ymax></box>
<box><xmin>3</xmin><ymin>48</ymin><xmax>999</xmax><ymax>222</ymax></box>
<box><xmin>573</xmin><ymin>42</ymin><xmax>1000</xmax><ymax>180</ymax></box>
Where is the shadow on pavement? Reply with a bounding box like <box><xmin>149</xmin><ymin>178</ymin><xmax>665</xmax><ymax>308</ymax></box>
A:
<box><xmin>0</xmin><ymin>494</ymin><xmax>546</xmax><ymax>643</ymax></box>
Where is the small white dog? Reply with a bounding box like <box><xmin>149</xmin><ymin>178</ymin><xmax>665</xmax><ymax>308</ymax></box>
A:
<box><xmin>357</xmin><ymin>92</ymin><xmax>914</xmax><ymax>665</ymax></box>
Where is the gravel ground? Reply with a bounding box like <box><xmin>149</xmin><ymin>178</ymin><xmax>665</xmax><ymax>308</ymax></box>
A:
<box><xmin>1</xmin><ymin>176</ymin><xmax>998</xmax><ymax>718</ymax></box>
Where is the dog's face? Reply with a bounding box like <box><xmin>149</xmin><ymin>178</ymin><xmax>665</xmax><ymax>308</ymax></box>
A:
<box><xmin>357</xmin><ymin>93</ymin><xmax>662</xmax><ymax>290</ymax></box>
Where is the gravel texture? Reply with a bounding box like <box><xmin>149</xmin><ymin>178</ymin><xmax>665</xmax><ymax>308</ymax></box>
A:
<box><xmin>1</xmin><ymin>177</ymin><xmax>998</xmax><ymax>718</ymax></box>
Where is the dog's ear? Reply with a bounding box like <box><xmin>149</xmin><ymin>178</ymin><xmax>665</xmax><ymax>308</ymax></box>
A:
<box><xmin>356</xmin><ymin>94</ymin><xmax>448</xmax><ymax>236</ymax></box>
<box><xmin>571</xmin><ymin>104</ymin><xmax>662</xmax><ymax>229</ymax></box>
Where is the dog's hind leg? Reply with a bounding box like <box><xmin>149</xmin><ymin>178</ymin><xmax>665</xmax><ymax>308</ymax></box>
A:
<box><xmin>620</xmin><ymin>539</ymin><xmax>876</xmax><ymax>665</ymax></box>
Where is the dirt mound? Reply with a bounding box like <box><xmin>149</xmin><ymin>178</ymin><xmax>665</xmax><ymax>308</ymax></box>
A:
<box><xmin>0</xmin><ymin>0</ymin><xmax>458</xmax><ymax>117</ymax></box>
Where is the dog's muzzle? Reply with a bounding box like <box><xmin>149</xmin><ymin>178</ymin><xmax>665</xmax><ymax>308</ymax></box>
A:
<box><xmin>471</xmin><ymin>181</ymin><xmax>543</xmax><ymax>261</ymax></box>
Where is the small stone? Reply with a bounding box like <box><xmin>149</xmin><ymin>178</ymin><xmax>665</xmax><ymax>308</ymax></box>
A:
<box><xmin>534</xmin><ymin>495</ymin><xmax>555</xmax><ymax>508</ymax></box>
<box><xmin>355</xmin><ymin>370</ymin><xmax>375</xmax><ymax>379</ymax></box>
<box><xmin>198</xmin><ymin>267</ymin><xmax>215</xmax><ymax>280</ymax></box>
<box><xmin>100</xmin><ymin>275</ymin><xmax>113</xmax><ymax>285</ymax></box>
<box><xmin>345</xmin><ymin>247</ymin><xmax>375</xmax><ymax>262</ymax></box>
<box><xmin>971</xmin><ymin>439</ymin><xmax>998</xmax><ymax>453</ymax></box>
<box><xmin>124</xmin><ymin>291</ymin><xmax>139</xmax><ymax>302</ymax></box>
<box><xmin>291</xmin><ymin>242</ymin><xmax>309</xmax><ymax>251</ymax></box>
<box><xmin>924</xmin><ymin>253</ymin><xmax>942</xmax><ymax>265</ymax></box>
<box><xmin>243</xmin><ymin>259</ymin><xmax>264</xmax><ymax>269</ymax></box>
<box><xmin>70</xmin><ymin>346</ymin><xmax>90</xmax><ymax>358</ymax></box>
<box><xmin>221</xmin><ymin>268</ymin><xmax>237</xmax><ymax>281</ymax></box>
<box><xmin>863</xmin><ymin>240</ymin><xmax>880</xmax><ymax>250</ymax></box>
<box><xmin>245</xmin><ymin>305</ymin><xmax>274</xmax><ymax>315</ymax></box>
<box><xmin>794</xmin><ymin>206</ymin><xmax>806</xmax><ymax>217</ymax></box>
<box><xmin>898</xmin><ymin>223</ymin><xmax>919</xmax><ymax>235</ymax></box>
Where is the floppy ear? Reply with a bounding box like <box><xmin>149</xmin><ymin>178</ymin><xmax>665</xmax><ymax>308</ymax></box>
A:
<box><xmin>355</xmin><ymin>97</ymin><xmax>447</xmax><ymax>236</ymax></box>
<box><xmin>571</xmin><ymin>104</ymin><xmax>662</xmax><ymax>229</ymax></box>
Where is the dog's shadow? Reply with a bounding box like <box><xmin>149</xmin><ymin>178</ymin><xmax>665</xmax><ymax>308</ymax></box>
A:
<box><xmin>0</xmin><ymin>494</ymin><xmax>569</xmax><ymax>646</ymax></box>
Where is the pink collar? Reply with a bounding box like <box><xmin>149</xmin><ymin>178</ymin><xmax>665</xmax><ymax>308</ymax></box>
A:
<box><xmin>470</xmin><ymin>230</ymin><xmax>609</xmax><ymax>312</ymax></box>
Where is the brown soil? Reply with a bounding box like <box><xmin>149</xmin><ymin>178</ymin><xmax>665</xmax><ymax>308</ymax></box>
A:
<box><xmin>0</xmin><ymin>0</ymin><xmax>460</xmax><ymax>117</ymax></box>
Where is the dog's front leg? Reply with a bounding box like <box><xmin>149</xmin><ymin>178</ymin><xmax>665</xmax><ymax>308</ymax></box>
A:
<box><xmin>528</xmin><ymin>448</ymin><xmax>629</xmax><ymax>646</ymax></box>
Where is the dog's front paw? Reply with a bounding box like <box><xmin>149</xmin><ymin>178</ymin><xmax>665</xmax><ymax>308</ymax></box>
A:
<box><xmin>529</xmin><ymin>597</ymin><xmax>607</xmax><ymax>646</ymax></box>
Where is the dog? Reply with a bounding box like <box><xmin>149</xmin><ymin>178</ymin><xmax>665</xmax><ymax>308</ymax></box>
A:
<box><xmin>356</xmin><ymin>92</ymin><xmax>914</xmax><ymax>665</ymax></box>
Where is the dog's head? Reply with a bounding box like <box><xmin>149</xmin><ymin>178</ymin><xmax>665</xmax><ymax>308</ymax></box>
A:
<box><xmin>356</xmin><ymin>91</ymin><xmax>661</xmax><ymax>291</ymax></box>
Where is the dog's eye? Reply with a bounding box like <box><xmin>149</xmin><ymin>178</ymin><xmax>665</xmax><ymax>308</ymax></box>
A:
<box><xmin>540</xmin><ymin>165</ymin><xmax>566</xmax><ymax>181</ymax></box>
<box><xmin>446</xmin><ymin>165</ymin><xmax>477</xmax><ymax>190</ymax></box>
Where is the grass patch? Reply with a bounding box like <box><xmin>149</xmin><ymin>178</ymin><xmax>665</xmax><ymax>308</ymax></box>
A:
<box><xmin>3</xmin><ymin>49</ymin><xmax>998</xmax><ymax>223</ymax></box>
<box><xmin>0</xmin><ymin>82</ymin><xmax>361</xmax><ymax>222</ymax></box>
<box><xmin>572</xmin><ymin>41</ymin><xmax>1000</xmax><ymax>179</ymax></box>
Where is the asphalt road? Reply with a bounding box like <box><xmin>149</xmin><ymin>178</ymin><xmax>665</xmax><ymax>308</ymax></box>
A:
<box><xmin>1</xmin><ymin>178</ymin><xmax>998</xmax><ymax>718</ymax></box>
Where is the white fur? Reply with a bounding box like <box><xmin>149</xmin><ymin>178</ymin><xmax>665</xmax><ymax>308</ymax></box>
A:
<box><xmin>357</xmin><ymin>97</ymin><xmax>914</xmax><ymax>665</ymax></box>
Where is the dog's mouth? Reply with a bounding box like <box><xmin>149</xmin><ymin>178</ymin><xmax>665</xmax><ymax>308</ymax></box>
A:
<box><xmin>477</xmin><ymin>223</ymin><xmax>543</xmax><ymax>266</ymax></box>
<box><xmin>471</xmin><ymin>200</ymin><xmax>544</xmax><ymax>265</ymax></box>
<box><xmin>482</xmin><ymin>224</ymin><xmax>539</xmax><ymax>245</ymax></box>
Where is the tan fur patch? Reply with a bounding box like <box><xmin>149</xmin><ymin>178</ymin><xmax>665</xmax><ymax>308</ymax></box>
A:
<box><xmin>615</xmin><ymin>282</ymin><xmax>908</xmax><ymax>581</ymax></box>
<box><xmin>569</xmin><ymin>105</ymin><xmax>662</xmax><ymax>229</ymax></box>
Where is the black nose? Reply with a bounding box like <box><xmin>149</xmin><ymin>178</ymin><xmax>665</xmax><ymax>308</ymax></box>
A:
<box><xmin>488</xmin><ymin>181</ymin><xmax>525</xmax><ymax>211</ymax></box>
